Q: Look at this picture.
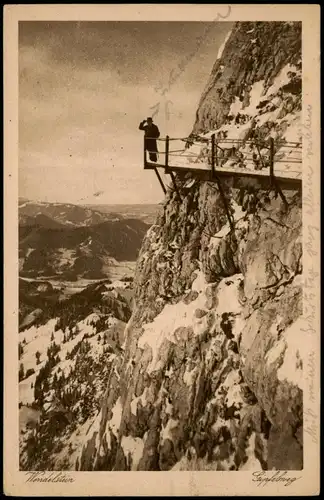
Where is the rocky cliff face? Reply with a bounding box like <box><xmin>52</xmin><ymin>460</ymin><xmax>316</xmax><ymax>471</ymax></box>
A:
<box><xmin>77</xmin><ymin>21</ymin><xmax>303</xmax><ymax>471</ymax></box>
<box><xmin>191</xmin><ymin>21</ymin><xmax>301</xmax><ymax>137</ymax></box>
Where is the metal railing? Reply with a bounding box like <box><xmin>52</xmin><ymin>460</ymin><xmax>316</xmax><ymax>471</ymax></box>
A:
<box><xmin>143</xmin><ymin>133</ymin><xmax>302</xmax><ymax>210</ymax></box>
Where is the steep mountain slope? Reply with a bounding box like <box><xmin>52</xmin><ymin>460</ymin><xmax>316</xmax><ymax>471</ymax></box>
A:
<box><xmin>21</xmin><ymin>213</ymin><xmax>68</xmax><ymax>230</ymax></box>
<box><xmin>75</xmin><ymin>21</ymin><xmax>303</xmax><ymax>472</ymax></box>
<box><xmin>19</xmin><ymin>278</ymin><xmax>133</xmax><ymax>331</ymax></box>
<box><xmin>19</xmin><ymin>219</ymin><xmax>149</xmax><ymax>279</ymax></box>
<box><xmin>191</xmin><ymin>21</ymin><xmax>301</xmax><ymax>139</ymax></box>
<box><xmin>168</xmin><ymin>22</ymin><xmax>302</xmax><ymax>180</ymax></box>
<box><xmin>19</xmin><ymin>278</ymin><xmax>60</xmax><ymax>328</ymax></box>
<box><xmin>19</xmin><ymin>280</ymin><xmax>133</xmax><ymax>470</ymax></box>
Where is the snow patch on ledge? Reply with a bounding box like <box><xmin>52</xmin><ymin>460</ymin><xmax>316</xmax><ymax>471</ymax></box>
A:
<box><xmin>239</xmin><ymin>432</ymin><xmax>262</xmax><ymax>470</ymax></box>
<box><xmin>191</xmin><ymin>269</ymin><xmax>208</xmax><ymax>293</ymax></box>
<box><xmin>266</xmin><ymin>337</ymin><xmax>286</xmax><ymax>366</ymax></box>
<box><xmin>137</xmin><ymin>271</ymin><xmax>211</xmax><ymax>373</ymax></box>
<box><xmin>130</xmin><ymin>387</ymin><xmax>148</xmax><ymax>416</ymax></box>
<box><xmin>216</xmin><ymin>29</ymin><xmax>232</xmax><ymax>60</ymax></box>
<box><xmin>183</xmin><ymin>366</ymin><xmax>197</xmax><ymax>387</ymax></box>
<box><xmin>215</xmin><ymin>275</ymin><xmax>243</xmax><ymax>316</ymax></box>
<box><xmin>121</xmin><ymin>435</ymin><xmax>144</xmax><ymax>470</ymax></box>
<box><xmin>161</xmin><ymin>418</ymin><xmax>179</xmax><ymax>443</ymax></box>
<box><xmin>109</xmin><ymin>397</ymin><xmax>123</xmax><ymax>436</ymax></box>
<box><xmin>138</xmin><ymin>270</ymin><xmax>243</xmax><ymax>373</ymax></box>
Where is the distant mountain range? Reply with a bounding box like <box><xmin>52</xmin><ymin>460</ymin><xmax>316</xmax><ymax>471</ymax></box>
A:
<box><xmin>19</xmin><ymin>200</ymin><xmax>122</xmax><ymax>227</ymax></box>
<box><xmin>19</xmin><ymin>200</ymin><xmax>151</xmax><ymax>280</ymax></box>
<box><xmin>84</xmin><ymin>204</ymin><xmax>162</xmax><ymax>225</ymax></box>
<box><xmin>19</xmin><ymin>199</ymin><xmax>161</xmax><ymax>226</ymax></box>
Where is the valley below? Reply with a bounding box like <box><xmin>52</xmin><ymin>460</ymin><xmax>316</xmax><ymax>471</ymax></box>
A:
<box><xmin>18</xmin><ymin>201</ymin><xmax>154</xmax><ymax>469</ymax></box>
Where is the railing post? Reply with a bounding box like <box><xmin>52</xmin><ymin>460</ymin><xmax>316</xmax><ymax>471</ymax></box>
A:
<box><xmin>211</xmin><ymin>133</ymin><xmax>215</xmax><ymax>179</ymax></box>
<box><xmin>254</xmin><ymin>139</ymin><xmax>265</xmax><ymax>170</ymax></box>
<box><xmin>269</xmin><ymin>137</ymin><xmax>274</xmax><ymax>186</ymax></box>
<box><xmin>144</xmin><ymin>136</ymin><xmax>147</xmax><ymax>168</ymax></box>
<box><xmin>268</xmin><ymin>136</ymin><xmax>288</xmax><ymax>209</ymax></box>
<box><xmin>215</xmin><ymin>138</ymin><xmax>218</xmax><ymax>167</ymax></box>
<box><xmin>165</xmin><ymin>135</ymin><xmax>170</xmax><ymax>171</ymax></box>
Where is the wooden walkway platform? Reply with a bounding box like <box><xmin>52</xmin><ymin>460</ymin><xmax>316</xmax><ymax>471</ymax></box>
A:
<box><xmin>143</xmin><ymin>134</ymin><xmax>302</xmax><ymax>224</ymax></box>
<box><xmin>145</xmin><ymin>160</ymin><xmax>302</xmax><ymax>191</ymax></box>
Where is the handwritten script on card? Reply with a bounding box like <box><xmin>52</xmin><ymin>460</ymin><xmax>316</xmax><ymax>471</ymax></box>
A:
<box><xmin>25</xmin><ymin>471</ymin><xmax>75</xmax><ymax>483</ymax></box>
<box><xmin>301</xmin><ymin>104</ymin><xmax>319</xmax><ymax>445</ymax></box>
<box><xmin>252</xmin><ymin>471</ymin><xmax>301</xmax><ymax>487</ymax></box>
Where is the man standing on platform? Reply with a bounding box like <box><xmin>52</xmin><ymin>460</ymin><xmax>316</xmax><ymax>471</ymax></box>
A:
<box><xmin>139</xmin><ymin>117</ymin><xmax>160</xmax><ymax>162</ymax></box>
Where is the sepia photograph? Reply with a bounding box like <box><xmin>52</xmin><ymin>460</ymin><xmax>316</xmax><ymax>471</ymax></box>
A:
<box><xmin>4</xmin><ymin>4</ymin><xmax>320</xmax><ymax>496</ymax></box>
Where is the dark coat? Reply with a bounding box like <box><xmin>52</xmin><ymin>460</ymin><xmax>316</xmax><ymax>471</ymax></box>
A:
<box><xmin>139</xmin><ymin>121</ymin><xmax>160</xmax><ymax>152</ymax></box>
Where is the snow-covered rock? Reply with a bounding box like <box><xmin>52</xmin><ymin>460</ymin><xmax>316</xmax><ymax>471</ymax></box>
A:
<box><xmin>77</xmin><ymin>21</ymin><xmax>302</xmax><ymax>472</ymax></box>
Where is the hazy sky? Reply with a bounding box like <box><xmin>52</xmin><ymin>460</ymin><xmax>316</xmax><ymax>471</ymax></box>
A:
<box><xmin>19</xmin><ymin>21</ymin><xmax>232</xmax><ymax>204</ymax></box>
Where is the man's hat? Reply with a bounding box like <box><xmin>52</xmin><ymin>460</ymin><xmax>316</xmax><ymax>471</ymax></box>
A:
<box><xmin>147</xmin><ymin>117</ymin><xmax>153</xmax><ymax>121</ymax></box>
